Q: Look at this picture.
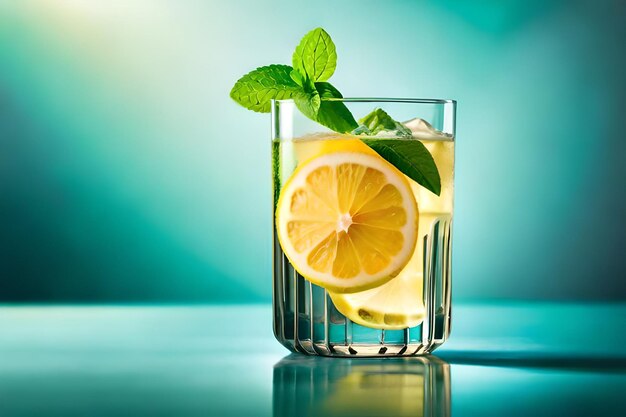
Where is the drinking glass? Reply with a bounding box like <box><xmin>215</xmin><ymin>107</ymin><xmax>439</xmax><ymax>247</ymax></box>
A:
<box><xmin>272</xmin><ymin>98</ymin><xmax>456</xmax><ymax>356</ymax></box>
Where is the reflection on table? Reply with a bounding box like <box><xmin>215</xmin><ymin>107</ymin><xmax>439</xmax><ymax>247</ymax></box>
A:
<box><xmin>273</xmin><ymin>354</ymin><xmax>450</xmax><ymax>417</ymax></box>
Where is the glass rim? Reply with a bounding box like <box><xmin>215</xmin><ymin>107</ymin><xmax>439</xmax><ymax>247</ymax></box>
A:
<box><xmin>273</xmin><ymin>97</ymin><xmax>456</xmax><ymax>105</ymax></box>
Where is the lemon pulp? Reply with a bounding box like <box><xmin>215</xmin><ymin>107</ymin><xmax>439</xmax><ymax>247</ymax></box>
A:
<box><xmin>275</xmin><ymin>149</ymin><xmax>418</xmax><ymax>294</ymax></box>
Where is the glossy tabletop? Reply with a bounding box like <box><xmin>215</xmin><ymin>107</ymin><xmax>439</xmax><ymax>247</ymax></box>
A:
<box><xmin>1</xmin><ymin>303</ymin><xmax>625</xmax><ymax>417</ymax></box>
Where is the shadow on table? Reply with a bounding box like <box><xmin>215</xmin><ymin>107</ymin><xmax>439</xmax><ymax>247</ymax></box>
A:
<box><xmin>436</xmin><ymin>351</ymin><xmax>626</xmax><ymax>373</ymax></box>
<box><xmin>272</xmin><ymin>354</ymin><xmax>450</xmax><ymax>417</ymax></box>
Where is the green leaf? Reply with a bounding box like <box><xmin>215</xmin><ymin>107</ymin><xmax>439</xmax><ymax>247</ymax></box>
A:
<box><xmin>292</xmin><ymin>28</ymin><xmax>337</xmax><ymax>82</ymax></box>
<box><xmin>230</xmin><ymin>64</ymin><xmax>304</xmax><ymax>113</ymax></box>
<box><xmin>314</xmin><ymin>82</ymin><xmax>358</xmax><ymax>133</ymax></box>
<box><xmin>230</xmin><ymin>28</ymin><xmax>357</xmax><ymax>134</ymax></box>
<box><xmin>293</xmin><ymin>90</ymin><xmax>321</xmax><ymax>120</ymax></box>
<box><xmin>360</xmin><ymin>138</ymin><xmax>442</xmax><ymax>196</ymax></box>
<box><xmin>294</xmin><ymin>82</ymin><xmax>357</xmax><ymax>133</ymax></box>
<box><xmin>293</xmin><ymin>71</ymin><xmax>321</xmax><ymax>119</ymax></box>
<box><xmin>315</xmin><ymin>81</ymin><xmax>342</xmax><ymax>99</ymax></box>
<box><xmin>356</xmin><ymin>109</ymin><xmax>443</xmax><ymax>194</ymax></box>
<box><xmin>358</xmin><ymin>108</ymin><xmax>412</xmax><ymax>137</ymax></box>
<box><xmin>289</xmin><ymin>69</ymin><xmax>305</xmax><ymax>87</ymax></box>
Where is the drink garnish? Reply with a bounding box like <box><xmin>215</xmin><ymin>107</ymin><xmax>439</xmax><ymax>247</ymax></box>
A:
<box><xmin>231</xmin><ymin>27</ymin><xmax>441</xmax><ymax>196</ymax></box>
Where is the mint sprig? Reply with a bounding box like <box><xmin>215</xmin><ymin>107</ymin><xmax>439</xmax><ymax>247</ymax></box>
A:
<box><xmin>230</xmin><ymin>27</ymin><xmax>442</xmax><ymax>196</ymax></box>
<box><xmin>230</xmin><ymin>28</ymin><xmax>356</xmax><ymax>133</ymax></box>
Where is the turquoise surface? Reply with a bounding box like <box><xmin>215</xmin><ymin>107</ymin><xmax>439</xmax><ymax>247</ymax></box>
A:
<box><xmin>1</xmin><ymin>303</ymin><xmax>624</xmax><ymax>416</ymax></box>
<box><xmin>1</xmin><ymin>1</ymin><xmax>625</xmax><ymax>302</ymax></box>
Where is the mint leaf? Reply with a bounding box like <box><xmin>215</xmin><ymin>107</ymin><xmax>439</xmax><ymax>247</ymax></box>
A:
<box><xmin>294</xmin><ymin>82</ymin><xmax>357</xmax><ymax>133</ymax></box>
<box><xmin>361</xmin><ymin>138</ymin><xmax>442</xmax><ymax>196</ymax></box>
<box><xmin>315</xmin><ymin>82</ymin><xmax>358</xmax><ymax>133</ymax></box>
<box><xmin>358</xmin><ymin>108</ymin><xmax>412</xmax><ymax>137</ymax></box>
<box><xmin>293</xmin><ymin>90</ymin><xmax>321</xmax><ymax>121</ymax></box>
<box><xmin>230</xmin><ymin>29</ymin><xmax>357</xmax><ymax>134</ymax></box>
<box><xmin>292</xmin><ymin>28</ymin><xmax>337</xmax><ymax>82</ymax></box>
<box><xmin>316</xmin><ymin>81</ymin><xmax>342</xmax><ymax>99</ymax></box>
<box><xmin>230</xmin><ymin>64</ymin><xmax>304</xmax><ymax>113</ymax></box>
<box><xmin>289</xmin><ymin>69</ymin><xmax>305</xmax><ymax>87</ymax></box>
<box><xmin>356</xmin><ymin>109</ymin><xmax>441</xmax><ymax>194</ymax></box>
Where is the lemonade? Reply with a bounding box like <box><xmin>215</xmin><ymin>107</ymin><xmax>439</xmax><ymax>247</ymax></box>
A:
<box><xmin>272</xmin><ymin>114</ymin><xmax>454</xmax><ymax>356</ymax></box>
<box><xmin>229</xmin><ymin>27</ymin><xmax>455</xmax><ymax>356</ymax></box>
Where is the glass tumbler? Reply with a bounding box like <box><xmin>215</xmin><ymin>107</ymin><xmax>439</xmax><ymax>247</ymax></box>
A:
<box><xmin>272</xmin><ymin>98</ymin><xmax>456</xmax><ymax>357</ymax></box>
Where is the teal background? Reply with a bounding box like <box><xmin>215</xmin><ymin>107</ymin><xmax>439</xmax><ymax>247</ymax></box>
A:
<box><xmin>1</xmin><ymin>0</ymin><xmax>625</xmax><ymax>302</ymax></box>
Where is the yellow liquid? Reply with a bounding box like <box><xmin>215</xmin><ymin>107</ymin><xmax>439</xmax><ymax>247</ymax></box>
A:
<box><xmin>273</xmin><ymin>134</ymin><xmax>454</xmax><ymax>331</ymax></box>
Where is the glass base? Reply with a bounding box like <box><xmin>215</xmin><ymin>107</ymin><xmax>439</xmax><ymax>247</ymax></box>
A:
<box><xmin>273</xmin><ymin>218</ymin><xmax>452</xmax><ymax>358</ymax></box>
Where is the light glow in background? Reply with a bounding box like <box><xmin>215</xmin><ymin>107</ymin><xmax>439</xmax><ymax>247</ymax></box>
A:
<box><xmin>1</xmin><ymin>0</ymin><xmax>625</xmax><ymax>302</ymax></box>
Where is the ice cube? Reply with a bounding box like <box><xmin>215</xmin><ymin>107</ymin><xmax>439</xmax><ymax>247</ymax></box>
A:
<box><xmin>368</xmin><ymin>127</ymin><xmax>411</xmax><ymax>138</ymax></box>
<box><xmin>403</xmin><ymin>118</ymin><xmax>453</xmax><ymax>141</ymax></box>
<box><xmin>353</xmin><ymin>108</ymin><xmax>413</xmax><ymax>138</ymax></box>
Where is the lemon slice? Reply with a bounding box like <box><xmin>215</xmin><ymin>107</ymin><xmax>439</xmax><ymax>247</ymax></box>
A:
<box><xmin>329</xmin><ymin>247</ymin><xmax>425</xmax><ymax>330</ymax></box>
<box><xmin>276</xmin><ymin>149</ymin><xmax>418</xmax><ymax>294</ymax></box>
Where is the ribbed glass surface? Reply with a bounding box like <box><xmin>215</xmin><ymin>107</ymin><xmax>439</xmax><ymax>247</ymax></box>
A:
<box><xmin>271</xmin><ymin>99</ymin><xmax>455</xmax><ymax>356</ymax></box>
